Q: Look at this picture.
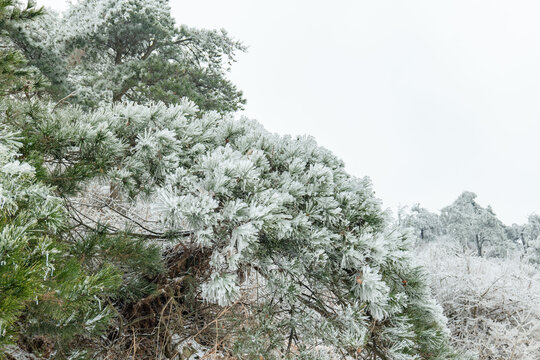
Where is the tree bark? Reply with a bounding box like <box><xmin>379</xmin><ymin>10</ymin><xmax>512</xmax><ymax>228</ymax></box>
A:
<box><xmin>475</xmin><ymin>234</ymin><xmax>483</xmax><ymax>257</ymax></box>
<box><xmin>141</xmin><ymin>39</ymin><xmax>158</xmax><ymax>60</ymax></box>
<box><xmin>112</xmin><ymin>83</ymin><xmax>132</xmax><ymax>102</ymax></box>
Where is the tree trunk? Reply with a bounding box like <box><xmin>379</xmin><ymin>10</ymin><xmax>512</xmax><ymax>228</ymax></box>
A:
<box><xmin>520</xmin><ymin>232</ymin><xmax>527</xmax><ymax>253</ymax></box>
<box><xmin>475</xmin><ymin>234</ymin><xmax>483</xmax><ymax>257</ymax></box>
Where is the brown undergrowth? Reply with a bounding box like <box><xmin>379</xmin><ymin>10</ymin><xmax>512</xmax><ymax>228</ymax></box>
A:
<box><xmin>6</xmin><ymin>243</ymin><xmax>256</xmax><ymax>360</ymax></box>
<box><xmin>96</xmin><ymin>244</ymin><xmax>249</xmax><ymax>360</ymax></box>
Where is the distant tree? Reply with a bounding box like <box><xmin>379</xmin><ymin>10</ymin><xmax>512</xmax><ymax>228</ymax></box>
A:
<box><xmin>518</xmin><ymin>214</ymin><xmax>540</xmax><ymax>265</ymax></box>
<box><xmin>402</xmin><ymin>204</ymin><xmax>441</xmax><ymax>241</ymax></box>
<box><xmin>505</xmin><ymin>223</ymin><xmax>522</xmax><ymax>247</ymax></box>
<box><xmin>503</xmin><ymin>215</ymin><xmax>540</xmax><ymax>266</ymax></box>
<box><xmin>523</xmin><ymin>214</ymin><xmax>540</xmax><ymax>248</ymax></box>
<box><xmin>7</xmin><ymin>0</ymin><xmax>246</xmax><ymax>112</ymax></box>
<box><xmin>440</xmin><ymin>192</ymin><xmax>507</xmax><ymax>257</ymax></box>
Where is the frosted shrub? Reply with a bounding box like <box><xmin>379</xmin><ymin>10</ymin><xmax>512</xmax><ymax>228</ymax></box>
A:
<box><xmin>2</xmin><ymin>98</ymin><xmax>460</xmax><ymax>358</ymax></box>
<box><xmin>139</xmin><ymin>101</ymin><xmax>458</xmax><ymax>358</ymax></box>
<box><xmin>416</xmin><ymin>241</ymin><xmax>540</xmax><ymax>360</ymax></box>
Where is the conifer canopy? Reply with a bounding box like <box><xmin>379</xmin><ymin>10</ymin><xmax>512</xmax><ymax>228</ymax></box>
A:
<box><xmin>0</xmin><ymin>1</ymin><xmax>462</xmax><ymax>358</ymax></box>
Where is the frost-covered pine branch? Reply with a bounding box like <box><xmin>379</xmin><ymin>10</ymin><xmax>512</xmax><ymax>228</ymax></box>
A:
<box><xmin>1</xmin><ymin>97</ymin><xmax>460</xmax><ymax>359</ymax></box>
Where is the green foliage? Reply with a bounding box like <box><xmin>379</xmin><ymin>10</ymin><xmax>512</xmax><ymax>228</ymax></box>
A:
<box><xmin>0</xmin><ymin>99</ymin><xmax>169</xmax><ymax>357</ymax></box>
<box><xmin>71</xmin><ymin>230</ymin><xmax>164</xmax><ymax>302</ymax></box>
<box><xmin>1</xmin><ymin>101</ymin><xmax>125</xmax><ymax>194</ymax></box>
<box><xmin>8</xmin><ymin>0</ymin><xmax>246</xmax><ymax>112</ymax></box>
<box><xmin>0</xmin><ymin>0</ymin><xmax>47</xmax><ymax>98</ymax></box>
<box><xmin>21</xmin><ymin>263</ymin><xmax>121</xmax><ymax>354</ymax></box>
<box><xmin>0</xmin><ymin>124</ymin><xmax>124</xmax><ymax>357</ymax></box>
<box><xmin>0</xmin><ymin>125</ymin><xmax>62</xmax><ymax>346</ymax></box>
<box><xmin>0</xmin><ymin>0</ymin><xmax>43</xmax><ymax>26</ymax></box>
<box><xmin>1</xmin><ymin>95</ymin><xmax>460</xmax><ymax>358</ymax></box>
<box><xmin>0</xmin><ymin>1</ymin><xmax>465</xmax><ymax>358</ymax></box>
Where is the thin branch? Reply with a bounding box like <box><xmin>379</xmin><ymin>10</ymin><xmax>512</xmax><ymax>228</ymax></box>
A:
<box><xmin>141</xmin><ymin>39</ymin><xmax>158</xmax><ymax>61</ymax></box>
<box><xmin>64</xmin><ymin>197</ymin><xmax>193</xmax><ymax>240</ymax></box>
<box><xmin>173</xmin><ymin>37</ymin><xmax>193</xmax><ymax>45</ymax></box>
<box><xmin>112</xmin><ymin>83</ymin><xmax>133</xmax><ymax>103</ymax></box>
<box><xmin>101</xmin><ymin>201</ymin><xmax>164</xmax><ymax>236</ymax></box>
<box><xmin>53</xmin><ymin>90</ymin><xmax>77</xmax><ymax>111</ymax></box>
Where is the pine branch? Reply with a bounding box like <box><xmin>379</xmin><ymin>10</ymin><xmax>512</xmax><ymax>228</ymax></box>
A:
<box><xmin>52</xmin><ymin>91</ymin><xmax>77</xmax><ymax>111</ymax></box>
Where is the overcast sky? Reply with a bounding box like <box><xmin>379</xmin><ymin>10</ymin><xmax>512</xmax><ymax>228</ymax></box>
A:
<box><xmin>38</xmin><ymin>0</ymin><xmax>540</xmax><ymax>225</ymax></box>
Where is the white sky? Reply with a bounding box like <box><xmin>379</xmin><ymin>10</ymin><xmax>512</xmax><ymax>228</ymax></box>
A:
<box><xmin>38</xmin><ymin>0</ymin><xmax>540</xmax><ymax>225</ymax></box>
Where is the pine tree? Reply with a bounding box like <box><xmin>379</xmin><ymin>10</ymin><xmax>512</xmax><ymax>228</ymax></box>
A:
<box><xmin>0</xmin><ymin>123</ymin><xmax>122</xmax><ymax>358</ymax></box>
<box><xmin>0</xmin><ymin>124</ymin><xmax>55</xmax><ymax>346</ymax></box>
<box><xmin>0</xmin><ymin>2</ymin><xmax>465</xmax><ymax>358</ymax></box>
<box><xmin>7</xmin><ymin>0</ymin><xmax>246</xmax><ymax>112</ymax></box>
<box><xmin>1</xmin><ymin>4</ymin><xmax>124</xmax><ymax>356</ymax></box>
<box><xmin>0</xmin><ymin>99</ymin><xmax>168</xmax><ymax>358</ymax></box>
<box><xmin>0</xmin><ymin>0</ymin><xmax>46</xmax><ymax>98</ymax></box>
<box><xmin>402</xmin><ymin>204</ymin><xmax>441</xmax><ymax>242</ymax></box>
<box><xmin>440</xmin><ymin>192</ymin><xmax>508</xmax><ymax>257</ymax></box>
<box><xmin>2</xmin><ymin>97</ymin><xmax>461</xmax><ymax>359</ymax></box>
<box><xmin>521</xmin><ymin>214</ymin><xmax>540</xmax><ymax>266</ymax></box>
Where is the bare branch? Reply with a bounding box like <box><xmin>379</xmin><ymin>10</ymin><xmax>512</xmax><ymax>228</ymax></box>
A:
<box><xmin>53</xmin><ymin>91</ymin><xmax>78</xmax><ymax>111</ymax></box>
